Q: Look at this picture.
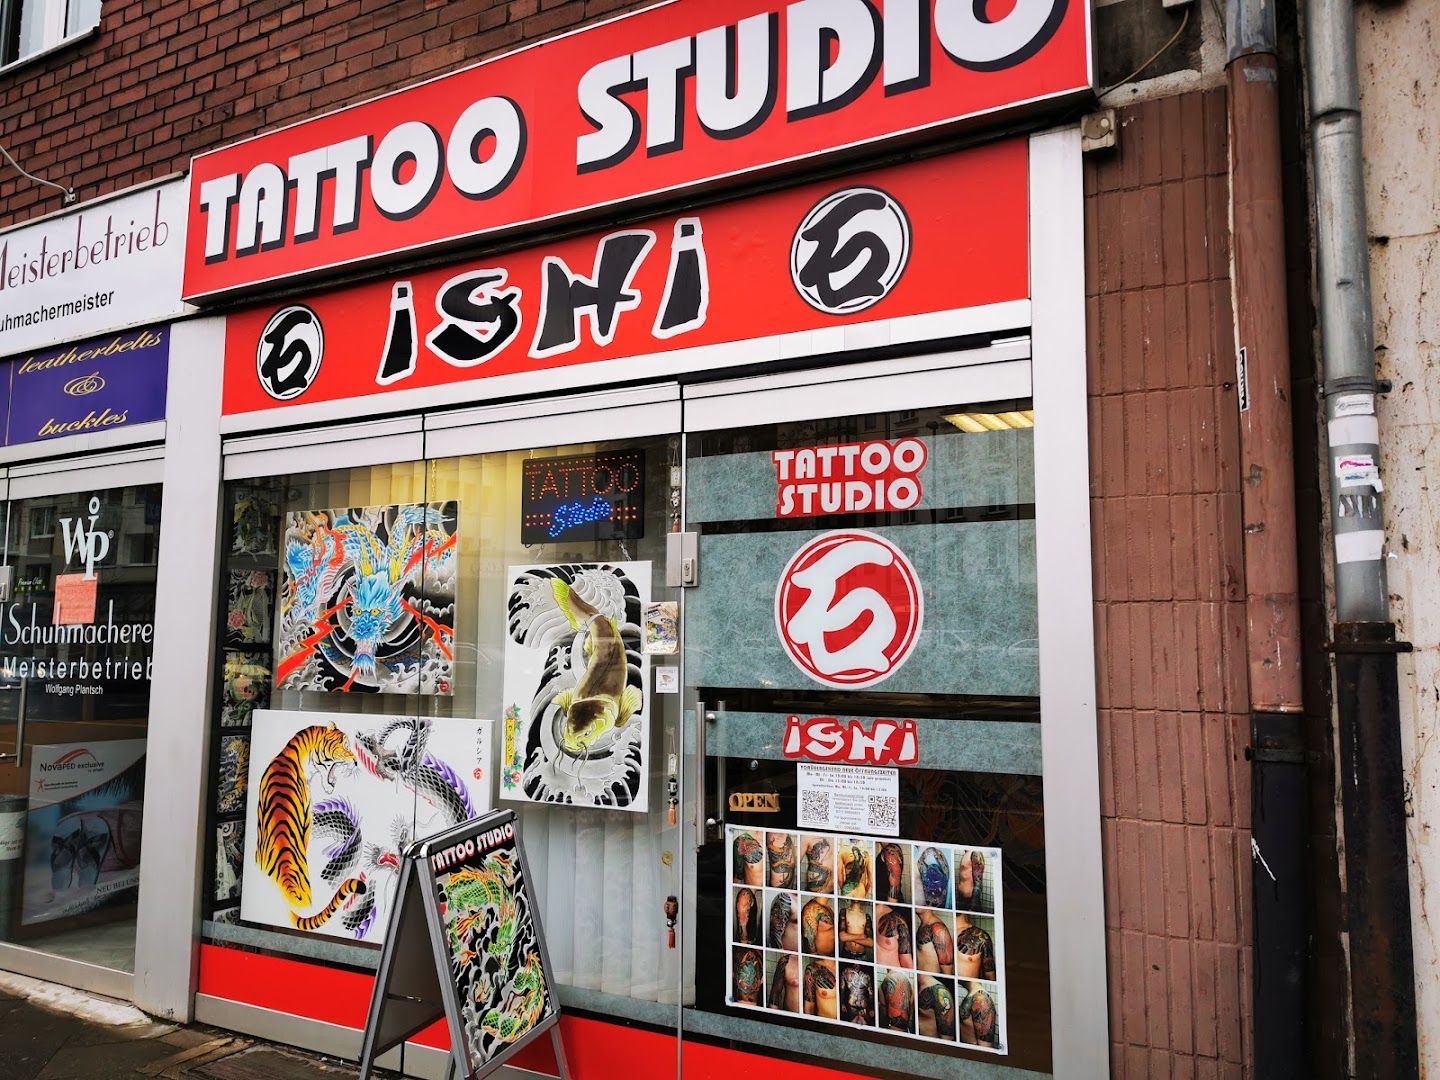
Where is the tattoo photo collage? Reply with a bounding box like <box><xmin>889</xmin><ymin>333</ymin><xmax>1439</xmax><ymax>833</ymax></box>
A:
<box><xmin>726</xmin><ymin>825</ymin><xmax>1007</xmax><ymax>1054</ymax></box>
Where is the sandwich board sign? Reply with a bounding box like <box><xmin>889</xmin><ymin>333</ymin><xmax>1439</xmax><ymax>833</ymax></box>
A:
<box><xmin>358</xmin><ymin>809</ymin><xmax>568</xmax><ymax>1079</ymax></box>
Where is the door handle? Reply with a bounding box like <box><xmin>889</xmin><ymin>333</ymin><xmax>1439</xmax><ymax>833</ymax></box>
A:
<box><xmin>694</xmin><ymin>701</ymin><xmax>709</xmax><ymax>849</ymax></box>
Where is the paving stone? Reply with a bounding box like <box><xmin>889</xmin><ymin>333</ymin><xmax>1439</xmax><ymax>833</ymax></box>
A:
<box><xmin>158</xmin><ymin>1029</ymin><xmax>219</xmax><ymax>1050</ymax></box>
<box><xmin>190</xmin><ymin>1046</ymin><xmax>356</xmax><ymax>1079</ymax></box>
<box><xmin>0</xmin><ymin>987</ymin><xmax>385</xmax><ymax>1079</ymax></box>
<box><xmin>33</xmin><ymin>1039</ymin><xmax>177</xmax><ymax>1080</ymax></box>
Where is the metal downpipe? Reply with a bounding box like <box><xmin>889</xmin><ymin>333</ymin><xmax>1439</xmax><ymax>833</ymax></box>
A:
<box><xmin>1304</xmin><ymin>0</ymin><xmax>1418</xmax><ymax>1073</ymax></box>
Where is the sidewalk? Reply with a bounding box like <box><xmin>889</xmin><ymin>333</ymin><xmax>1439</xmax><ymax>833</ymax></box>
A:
<box><xmin>0</xmin><ymin>973</ymin><xmax>372</xmax><ymax>1079</ymax></box>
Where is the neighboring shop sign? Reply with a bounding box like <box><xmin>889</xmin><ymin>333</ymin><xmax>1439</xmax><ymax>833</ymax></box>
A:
<box><xmin>0</xmin><ymin>180</ymin><xmax>189</xmax><ymax>355</ymax></box>
<box><xmin>775</xmin><ymin>529</ymin><xmax>924</xmax><ymax>689</ymax></box>
<box><xmin>520</xmin><ymin>450</ymin><xmax>645</xmax><ymax>544</ymax></box>
<box><xmin>0</xmin><ymin>325</ymin><xmax>169</xmax><ymax>447</ymax></box>
<box><xmin>220</xmin><ymin>146</ymin><xmax>1027</xmax><ymax>417</ymax></box>
<box><xmin>184</xmin><ymin>0</ymin><xmax>1088</xmax><ymax>300</ymax></box>
<box><xmin>728</xmin><ymin>825</ymin><xmax>1007</xmax><ymax>1051</ymax></box>
<box><xmin>58</xmin><ymin>497</ymin><xmax>111</xmax><ymax>581</ymax></box>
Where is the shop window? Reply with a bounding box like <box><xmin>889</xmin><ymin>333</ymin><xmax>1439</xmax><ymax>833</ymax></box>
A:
<box><xmin>0</xmin><ymin>484</ymin><xmax>161</xmax><ymax>974</ymax></box>
<box><xmin>203</xmin><ymin>439</ymin><xmax>684</xmax><ymax>1026</ymax></box>
<box><xmin>0</xmin><ymin>0</ymin><xmax>100</xmax><ymax>67</ymax></box>
<box><xmin>685</xmin><ymin>399</ymin><xmax>1045</xmax><ymax>1074</ymax></box>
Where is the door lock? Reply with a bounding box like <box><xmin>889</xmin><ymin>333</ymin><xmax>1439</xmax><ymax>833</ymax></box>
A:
<box><xmin>666</xmin><ymin>531</ymin><xmax>699</xmax><ymax>588</ymax></box>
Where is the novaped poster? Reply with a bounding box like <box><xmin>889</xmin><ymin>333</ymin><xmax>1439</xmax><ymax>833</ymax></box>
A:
<box><xmin>21</xmin><ymin>740</ymin><xmax>146</xmax><ymax>926</ymax></box>
<box><xmin>501</xmin><ymin>562</ymin><xmax>651</xmax><ymax>811</ymax></box>
<box><xmin>240</xmin><ymin>709</ymin><xmax>491</xmax><ymax>943</ymax></box>
<box><xmin>276</xmin><ymin>502</ymin><xmax>457</xmax><ymax>695</ymax></box>
<box><xmin>426</xmin><ymin>812</ymin><xmax>557</xmax><ymax>1070</ymax></box>
<box><xmin>726</xmin><ymin>825</ymin><xmax>1007</xmax><ymax>1054</ymax></box>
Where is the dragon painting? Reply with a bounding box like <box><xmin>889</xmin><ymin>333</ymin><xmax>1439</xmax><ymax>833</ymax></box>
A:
<box><xmin>277</xmin><ymin>502</ymin><xmax>457</xmax><ymax>695</ymax></box>
<box><xmin>439</xmin><ymin>848</ymin><xmax>551</xmax><ymax>1062</ymax></box>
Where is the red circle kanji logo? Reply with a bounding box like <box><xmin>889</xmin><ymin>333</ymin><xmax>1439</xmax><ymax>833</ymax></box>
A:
<box><xmin>774</xmin><ymin>530</ymin><xmax>924</xmax><ymax>689</ymax></box>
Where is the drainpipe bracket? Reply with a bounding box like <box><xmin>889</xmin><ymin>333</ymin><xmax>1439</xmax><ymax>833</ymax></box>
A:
<box><xmin>1324</xmin><ymin>638</ymin><xmax>1413</xmax><ymax>655</ymax></box>
<box><xmin>1326</xmin><ymin>621</ymin><xmax>1413</xmax><ymax>654</ymax></box>
<box><xmin>1246</xmin><ymin>747</ymin><xmax>1310</xmax><ymax>764</ymax></box>
<box><xmin>1080</xmin><ymin>109</ymin><xmax>1118</xmax><ymax>154</ymax></box>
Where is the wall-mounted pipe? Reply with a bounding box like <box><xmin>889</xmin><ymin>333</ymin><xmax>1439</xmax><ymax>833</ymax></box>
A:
<box><xmin>1225</xmin><ymin>0</ymin><xmax>1308</xmax><ymax>1072</ymax></box>
<box><xmin>1303</xmin><ymin>0</ymin><xmax>1418</xmax><ymax>1073</ymax></box>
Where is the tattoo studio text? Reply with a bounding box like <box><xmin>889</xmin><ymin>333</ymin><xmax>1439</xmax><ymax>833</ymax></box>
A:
<box><xmin>773</xmin><ymin>438</ymin><xmax>928</xmax><ymax>519</ymax></box>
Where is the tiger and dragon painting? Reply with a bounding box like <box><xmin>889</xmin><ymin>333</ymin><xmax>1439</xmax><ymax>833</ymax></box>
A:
<box><xmin>239</xmin><ymin>709</ymin><xmax>492</xmax><ymax>943</ymax></box>
<box><xmin>276</xmin><ymin>502</ymin><xmax>458</xmax><ymax>695</ymax></box>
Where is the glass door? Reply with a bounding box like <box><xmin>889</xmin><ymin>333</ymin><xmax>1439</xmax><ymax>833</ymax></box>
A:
<box><xmin>200</xmin><ymin>397</ymin><xmax>687</xmax><ymax>1073</ymax></box>
<box><xmin>0</xmin><ymin>481</ymin><xmax>162</xmax><ymax>976</ymax></box>
<box><xmin>679</xmin><ymin>377</ymin><xmax>1049</xmax><ymax>1077</ymax></box>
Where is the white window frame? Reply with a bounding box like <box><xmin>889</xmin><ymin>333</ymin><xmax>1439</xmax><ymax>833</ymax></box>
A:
<box><xmin>0</xmin><ymin>0</ymin><xmax>100</xmax><ymax>71</ymax></box>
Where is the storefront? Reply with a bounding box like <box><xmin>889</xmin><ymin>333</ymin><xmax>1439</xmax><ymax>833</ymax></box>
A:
<box><xmin>0</xmin><ymin>177</ymin><xmax>188</xmax><ymax>999</ymax></box>
<box><xmin>125</xmin><ymin>1</ymin><xmax>1107</xmax><ymax>1077</ymax></box>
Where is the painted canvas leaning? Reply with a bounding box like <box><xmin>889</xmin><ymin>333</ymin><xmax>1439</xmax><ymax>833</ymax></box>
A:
<box><xmin>276</xmin><ymin>501</ymin><xmax>457</xmax><ymax>695</ymax></box>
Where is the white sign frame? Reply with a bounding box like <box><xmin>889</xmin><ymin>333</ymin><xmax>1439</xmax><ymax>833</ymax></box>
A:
<box><xmin>0</xmin><ymin>177</ymin><xmax>192</xmax><ymax>357</ymax></box>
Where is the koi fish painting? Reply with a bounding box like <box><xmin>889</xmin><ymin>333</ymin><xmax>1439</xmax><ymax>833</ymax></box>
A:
<box><xmin>275</xmin><ymin>502</ymin><xmax>458</xmax><ymax>695</ymax></box>
<box><xmin>502</xmin><ymin>562</ymin><xmax>651</xmax><ymax>812</ymax></box>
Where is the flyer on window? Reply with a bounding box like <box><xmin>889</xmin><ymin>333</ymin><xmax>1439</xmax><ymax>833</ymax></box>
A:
<box><xmin>21</xmin><ymin>740</ymin><xmax>147</xmax><ymax>927</ymax></box>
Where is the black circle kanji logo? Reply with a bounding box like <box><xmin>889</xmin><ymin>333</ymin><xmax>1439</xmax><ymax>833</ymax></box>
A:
<box><xmin>256</xmin><ymin>305</ymin><xmax>324</xmax><ymax>401</ymax></box>
<box><xmin>790</xmin><ymin>187</ymin><xmax>912</xmax><ymax>316</ymax></box>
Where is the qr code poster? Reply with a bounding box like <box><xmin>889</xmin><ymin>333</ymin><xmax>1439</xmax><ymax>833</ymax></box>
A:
<box><xmin>726</xmin><ymin>825</ymin><xmax>1007</xmax><ymax>1055</ymax></box>
<box><xmin>796</xmin><ymin>762</ymin><xmax>900</xmax><ymax>836</ymax></box>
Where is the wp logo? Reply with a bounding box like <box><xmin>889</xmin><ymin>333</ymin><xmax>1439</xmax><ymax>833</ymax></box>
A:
<box><xmin>60</xmin><ymin>496</ymin><xmax>111</xmax><ymax>581</ymax></box>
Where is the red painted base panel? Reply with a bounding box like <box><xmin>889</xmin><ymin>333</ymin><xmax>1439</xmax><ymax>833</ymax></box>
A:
<box><xmin>197</xmin><ymin>944</ymin><xmax>861</xmax><ymax>1079</ymax></box>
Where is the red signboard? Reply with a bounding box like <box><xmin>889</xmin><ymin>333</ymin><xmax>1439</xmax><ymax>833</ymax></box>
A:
<box><xmin>186</xmin><ymin>0</ymin><xmax>1088</xmax><ymax>300</ymax></box>
<box><xmin>221</xmin><ymin>143</ymin><xmax>1028</xmax><ymax>417</ymax></box>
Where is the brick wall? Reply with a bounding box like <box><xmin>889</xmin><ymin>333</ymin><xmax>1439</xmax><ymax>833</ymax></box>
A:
<box><xmin>0</xmin><ymin>0</ymin><xmax>646</xmax><ymax>228</ymax></box>
<box><xmin>1086</xmin><ymin>88</ymin><xmax>1256</xmax><ymax>1078</ymax></box>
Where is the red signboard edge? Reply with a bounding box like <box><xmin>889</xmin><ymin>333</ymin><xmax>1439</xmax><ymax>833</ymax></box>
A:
<box><xmin>183</xmin><ymin>0</ymin><xmax>1092</xmax><ymax>304</ymax></box>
